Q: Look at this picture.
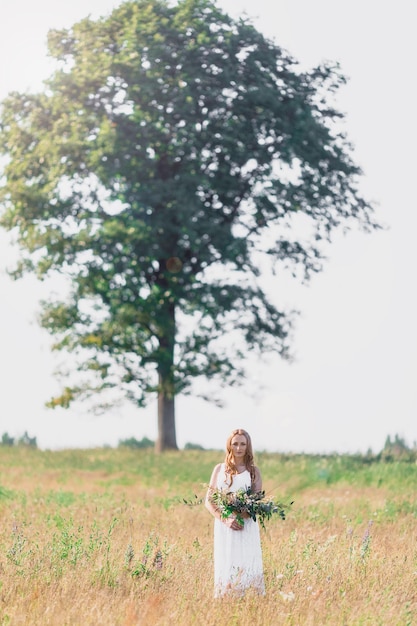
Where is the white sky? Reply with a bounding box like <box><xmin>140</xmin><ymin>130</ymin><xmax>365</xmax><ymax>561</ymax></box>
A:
<box><xmin>0</xmin><ymin>0</ymin><xmax>415</xmax><ymax>453</ymax></box>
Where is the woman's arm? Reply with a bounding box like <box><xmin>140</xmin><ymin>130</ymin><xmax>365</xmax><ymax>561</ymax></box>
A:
<box><xmin>205</xmin><ymin>464</ymin><xmax>243</xmax><ymax>530</ymax></box>
<box><xmin>205</xmin><ymin>464</ymin><xmax>222</xmax><ymax>520</ymax></box>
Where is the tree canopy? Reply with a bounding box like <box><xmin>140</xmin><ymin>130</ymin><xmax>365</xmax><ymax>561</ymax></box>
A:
<box><xmin>0</xmin><ymin>0</ymin><xmax>377</xmax><ymax>450</ymax></box>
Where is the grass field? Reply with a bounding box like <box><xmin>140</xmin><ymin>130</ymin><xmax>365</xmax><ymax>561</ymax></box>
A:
<box><xmin>0</xmin><ymin>446</ymin><xmax>416</xmax><ymax>625</ymax></box>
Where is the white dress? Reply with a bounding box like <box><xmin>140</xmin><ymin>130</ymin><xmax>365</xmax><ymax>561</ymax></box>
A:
<box><xmin>213</xmin><ymin>463</ymin><xmax>265</xmax><ymax>597</ymax></box>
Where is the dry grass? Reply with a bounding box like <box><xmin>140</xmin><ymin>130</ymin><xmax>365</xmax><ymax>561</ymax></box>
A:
<box><xmin>0</xmin><ymin>447</ymin><xmax>416</xmax><ymax>625</ymax></box>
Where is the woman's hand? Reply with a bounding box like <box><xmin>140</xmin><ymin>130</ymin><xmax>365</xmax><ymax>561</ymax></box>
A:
<box><xmin>223</xmin><ymin>516</ymin><xmax>244</xmax><ymax>531</ymax></box>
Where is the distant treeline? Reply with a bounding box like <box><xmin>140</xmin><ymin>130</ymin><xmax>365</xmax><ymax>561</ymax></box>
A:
<box><xmin>1</xmin><ymin>431</ymin><xmax>37</xmax><ymax>448</ymax></box>
<box><xmin>118</xmin><ymin>437</ymin><xmax>204</xmax><ymax>451</ymax></box>
<box><xmin>1</xmin><ymin>432</ymin><xmax>415</xmax><ymax>461</ymax></box>
<box><xmin>0</xmin><ymin>433</ymin><xmax>204</xmax><ymax>452</ymax></box>
<box><xmin>117</xmin><ymin>434</ymin><xmax>417</xmax><ymax>461</ymax></box>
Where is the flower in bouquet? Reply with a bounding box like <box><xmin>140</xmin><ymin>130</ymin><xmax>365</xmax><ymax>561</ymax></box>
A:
<box><xmin>210</xmin><ymin>486</ymin><xmax>292</xmax><ymax>530</ymax></box>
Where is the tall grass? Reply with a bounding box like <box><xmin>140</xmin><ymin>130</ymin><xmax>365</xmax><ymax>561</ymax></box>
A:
<box><xmin>0</xmin><ymin>447</ymin><xmax>416</xmax><ymax>625</ymax></box>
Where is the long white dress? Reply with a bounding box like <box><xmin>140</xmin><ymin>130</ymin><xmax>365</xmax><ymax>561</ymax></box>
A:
<box><xmin>213</xmin><ymin>463</ymin><xmax>265</xmax><ymax>597</ymax></box>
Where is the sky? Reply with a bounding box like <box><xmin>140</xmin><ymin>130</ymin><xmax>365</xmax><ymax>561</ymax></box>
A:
<box><xmin>0</xmin><ymin>0</ymin><xmax>415</xmax><ymax>454</ymax></box>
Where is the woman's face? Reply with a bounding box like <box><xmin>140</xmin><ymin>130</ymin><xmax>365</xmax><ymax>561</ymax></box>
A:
<box><xmin>230</xmin><ymin>434</ymin><xmax>247</xmax><ymax>462</ymax></box>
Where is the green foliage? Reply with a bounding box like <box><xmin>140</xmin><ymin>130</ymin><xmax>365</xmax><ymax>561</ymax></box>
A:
<box><xmin>184</xmin><ymin>442</ymin><xmax>205</xmax><ymax>450</ymax></box>
<box><xmin>1</xmin><ymin>432</ymin><xmax>14</xmax><ymax>446</ymax></box>
<box><xmin>129</xmin><ymin>532</ymin><xmax>170</xmax><ymax>579</ymax></box>
<box><xmin>211</xmin><ymin>486</ymin><xmax>292</xmax><ymax>528</ymax></box>
<box><xmin>1</xmin><ymin>431</ymin><xmax>37</xmax><ymax>448</ymax></box>
<box><xmin>380</xmin><ymin>433</ymin><xmax>416</xmax><ymax>461</ymax></box>
<box><xmin>0</xmin><ymin>485</ymin><xmax>14</xmax><ymax>500</ymax></box>
<box><xmin>6</xmin><ymin>528</ymin><xmax>28</xmax><ymax>568</ymax></box>
<box><xmin>118</xmin><ymin>436</ymin><xmax>154</xmax><ymax>449</ymax></box>
<box><xmin>0</xmin><ymin>0</ymin><xmax>378</xmax><ymax>450</ymax></box>
<box><xmin>45</xmin><ymin>490</ymin><xmax>77</xmax><ymax>507</ymax></box>
<box><xmin>17</xmin><ymin>431</ymin><xmax>38</xmax><ymax>448</ymax></box>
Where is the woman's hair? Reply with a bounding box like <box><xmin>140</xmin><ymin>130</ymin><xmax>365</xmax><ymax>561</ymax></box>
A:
<box><xmin>224</xmin><ymin>428</ymin><xmax>256</xmax><ymax>486</ymax></box>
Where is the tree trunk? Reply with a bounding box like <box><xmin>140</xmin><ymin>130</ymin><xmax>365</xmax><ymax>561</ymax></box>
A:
<box><xmin>156</xmin><ymin>383</ymin><xmax>178</xmax><ymax>452</ymax></box>
<box><xmin>155</xmin><ymin>289</ymin><xmax>178</xmax><ymax>453</ymax></box>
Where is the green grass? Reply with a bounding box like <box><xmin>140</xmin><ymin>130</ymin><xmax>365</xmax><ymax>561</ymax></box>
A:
<box><xmin>2</xmin><ymin>446</ymin><xmax>417</xmax><ymax>494</ymax></box>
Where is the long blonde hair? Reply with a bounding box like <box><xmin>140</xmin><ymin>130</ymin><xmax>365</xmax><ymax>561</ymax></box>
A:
<box><xmin>224</xmin><ymin>428</ymin><xmax>256</xmax><ymax>487</ymax></box>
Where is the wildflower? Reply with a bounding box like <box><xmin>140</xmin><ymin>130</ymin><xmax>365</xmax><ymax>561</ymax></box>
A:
<box><xmin>153</xmin><ymin>550</ymin><xmax>163</xmax><ymax>570</ymax></box>
<box><xmin>124</xmin><ymin>543</ymin><xmax>134</xmax><ymax>568</ymax></box>
<box><xmin>360</xmin><ymin>520</ymin><xmax>373</xmax><ymax>559</ymax></box>
<box><xmin>279</xmin><ymin>591</ymin><xmax>295</xmax><ymax>602</ymax></box>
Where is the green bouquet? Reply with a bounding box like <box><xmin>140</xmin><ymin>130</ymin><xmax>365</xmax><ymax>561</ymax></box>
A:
<box><xmin>211</xmin><ymin>486</ymin><xmax>292</xmax><ymax>530</ymax></box>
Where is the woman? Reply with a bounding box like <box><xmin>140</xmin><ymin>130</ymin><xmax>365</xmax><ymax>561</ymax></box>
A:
<box><xmin>205</xmin><ymin>428</ymin><xmax>265</xmax><ymax>597</ymax></box>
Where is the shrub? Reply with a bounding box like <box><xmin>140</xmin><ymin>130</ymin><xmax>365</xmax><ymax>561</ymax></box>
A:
<box><xmin>118</xmin><ymin>436</ymin><xmax>154</xmax><ymax>449</ymax></box>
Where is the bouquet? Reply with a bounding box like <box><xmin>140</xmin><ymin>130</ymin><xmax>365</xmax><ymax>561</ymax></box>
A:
<box><xmin>210</xmin><ymin>486</ymin><xmax>292</xmax><ymax>530</ymax></box>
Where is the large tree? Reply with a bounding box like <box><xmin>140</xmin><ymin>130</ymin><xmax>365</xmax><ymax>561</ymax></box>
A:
<box><xmin>0</xmin><ymin>0</ymin><xmax>377</xmax><ymax>451</ymax></box>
